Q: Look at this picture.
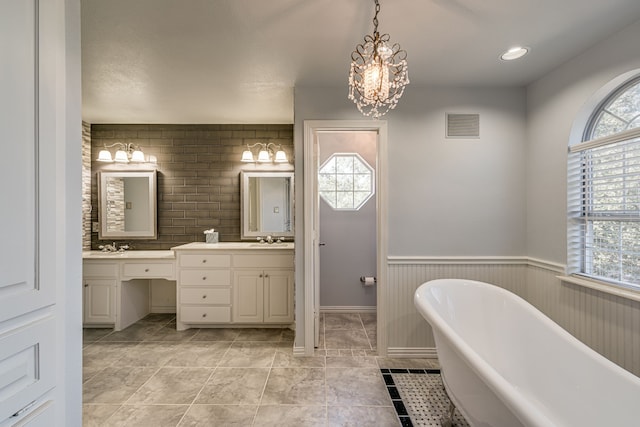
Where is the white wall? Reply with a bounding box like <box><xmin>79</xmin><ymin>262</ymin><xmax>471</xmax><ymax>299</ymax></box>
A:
<box><xmin>526</xmin><ymin>18</ymin><xmax>640</xmax><ymax>263</ymax></box>
<box><xmin>293</xmin><ymin>85</ymin><xmax>527</xmax><ymax>347</ymax></box>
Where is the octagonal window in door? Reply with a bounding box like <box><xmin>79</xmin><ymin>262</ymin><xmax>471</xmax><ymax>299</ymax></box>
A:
<box><xmin>318</xmin><ymin>153</ymin><xmax>375</xmax><ymax>210</ymax></box>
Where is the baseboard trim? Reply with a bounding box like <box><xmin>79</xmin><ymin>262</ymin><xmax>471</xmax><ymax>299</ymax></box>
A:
<box><xmin>387</xmin><ymin>347</ymin><xmax>438</xmax><ymax>358</ymax></box>
<box><xmin>320</xmin><ymin>306</ymin><xmax>376</xmax><ymax>313</ymax></box>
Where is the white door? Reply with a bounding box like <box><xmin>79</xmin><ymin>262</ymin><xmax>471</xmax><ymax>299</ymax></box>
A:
<box><xmin>0</xmin><ymin>1</ymin><xmax>81</xmax><ymax>425</ymax></box>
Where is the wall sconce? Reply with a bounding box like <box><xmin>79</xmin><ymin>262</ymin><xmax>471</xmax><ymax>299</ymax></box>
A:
<box><xmin>241</xmin><ymin>142</ymin><xmax>288</xmax><ymax>163</ymax></box>
<box><xmin>96</xmin><ymin>142</ymin><xmax>151</xmax><ymax>163</ymax></box>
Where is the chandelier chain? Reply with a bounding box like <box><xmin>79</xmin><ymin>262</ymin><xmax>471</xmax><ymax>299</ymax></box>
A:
<box><xmin>373</xmin><ymin>0</ymin><xmax>380</xmax><ymax>34</ymax></box>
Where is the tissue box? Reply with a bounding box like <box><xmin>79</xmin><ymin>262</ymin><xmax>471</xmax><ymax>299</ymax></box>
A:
<box><xmin>205</xmin><ymin>232</ymin><xmax>219</xmax><ymax>243</ymax></box>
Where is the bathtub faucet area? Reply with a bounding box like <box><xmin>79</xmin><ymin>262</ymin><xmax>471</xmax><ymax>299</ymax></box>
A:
<box><xmin>414</xmin><ymin>278</ymin><xmax>640</xmax><ymax>427</ymax></box>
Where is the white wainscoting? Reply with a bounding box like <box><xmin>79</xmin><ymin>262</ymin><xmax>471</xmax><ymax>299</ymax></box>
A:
<box><xmin>386</xmin><ymin>257</ymin><xmax>528</xmax><ymax>356</ymax></box>
<box><xmin>387</xmin><ymin>256</ymin><xmax>640</xmax><ymax>377</ymax></box>
<box><xmin>526</xmin><ymin>265</ymin><xmax>640</xmax><ymax>377</ymax></box>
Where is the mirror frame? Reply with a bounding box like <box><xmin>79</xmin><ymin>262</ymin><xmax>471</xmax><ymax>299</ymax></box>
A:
<box><xmin>97</xmin><ymin>170</ymin><xmax>158</xmax><ymax>240</ymax></box>
<box><xmin>240</xmin><ymin>171</ymin><xmax>294</xmax><ymax>240</ymax></box>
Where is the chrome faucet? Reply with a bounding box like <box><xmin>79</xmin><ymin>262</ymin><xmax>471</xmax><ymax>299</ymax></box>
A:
<box><xmin>99</xmin><ymin>242</ymin><xmax>130</xmax><ymax>252</ymax></box>
<box><xmin>256</xmin><ymin>236</ymin><xmax>285</xmax><ymax>244</ymax></box>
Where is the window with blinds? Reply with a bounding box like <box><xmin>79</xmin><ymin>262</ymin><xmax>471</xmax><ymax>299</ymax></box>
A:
<box><xmin>568</xmin><ymin>77</ymin><xmax>640</xmax><ymax>289</ymax></box>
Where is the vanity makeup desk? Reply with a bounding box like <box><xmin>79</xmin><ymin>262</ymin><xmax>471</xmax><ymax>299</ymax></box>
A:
<box><xmin>82</xmin><ymin>250</ymin><xmax>176</xmax><ymax>330</ymax></box>
<box><xmin>82</xmin><ymin>242</ymin><xmax>294</xmax><ymax>331</ymax></box>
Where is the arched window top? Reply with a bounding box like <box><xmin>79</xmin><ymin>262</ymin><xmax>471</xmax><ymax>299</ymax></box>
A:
<box><xmin>568</xmin><ymin>74</ymin><xmax>640</xmax><ymax>289</ymax></box>
<box><xmin>586</xmin><ymin>77</ymin><xmax>640</xmax><ymax>140</ymax></box>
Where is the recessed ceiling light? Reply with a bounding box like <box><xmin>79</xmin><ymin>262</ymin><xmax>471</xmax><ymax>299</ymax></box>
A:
<box><xmin>500</xmin><ymin>46</ymin><xmax>529</xmax><ymax>61</ymax></box>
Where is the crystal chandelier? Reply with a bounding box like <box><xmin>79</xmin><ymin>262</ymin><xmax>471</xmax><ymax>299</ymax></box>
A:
<box><xmin>348</xmin><ymin>0</ymin><xmax>409</xmax><ymax>119</ymax></box>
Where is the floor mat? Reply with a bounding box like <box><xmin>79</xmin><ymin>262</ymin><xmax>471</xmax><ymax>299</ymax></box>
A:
<box><xmin>381</xmin><ymin>368</ymin><xmax>470</xmax><ymax>427</ymax></box>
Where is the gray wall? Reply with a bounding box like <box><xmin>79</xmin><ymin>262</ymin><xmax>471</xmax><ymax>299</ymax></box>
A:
<box><xmin>293</xmin><ymin>85</ymin><xmax>528</xmax><ymax>347</ymax></box>
<box><xmin>526</xmin><ymin>18</ymin><xmax>640</xmax><ymax>264</ymax></box>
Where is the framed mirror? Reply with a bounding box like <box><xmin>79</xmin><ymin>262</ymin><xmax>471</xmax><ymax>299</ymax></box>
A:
<box><xmin>98</xmin><ymin>170</ymin><xmax>158</xmax><ymax>239</ymax></box>
<box><xmin>241</xmin><ymin>171</ymin><xmax>294</xmax><ymax>240</ymax></box>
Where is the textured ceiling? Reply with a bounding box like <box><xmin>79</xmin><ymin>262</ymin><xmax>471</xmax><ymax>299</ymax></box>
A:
<box><xmin>81</xmin><ymin>0</ymin><xmax>640</xmax><ymax>124</ymax></box>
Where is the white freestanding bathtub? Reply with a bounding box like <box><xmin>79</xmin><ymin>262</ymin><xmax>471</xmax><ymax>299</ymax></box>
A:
<box><xmin>414</xmin><ymin>279</ymin><xmax>640</xmax><ymax>427</ymax></box>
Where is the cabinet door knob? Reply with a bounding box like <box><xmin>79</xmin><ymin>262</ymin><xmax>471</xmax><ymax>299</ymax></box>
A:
<box><xmin>259</xmin><ymin>274</ymin><xmax>263</xmax><ymax>278</ymax></box>
<box><xmin>84</xmin><ymin>284</ymin><xmax>88</xmax><ymax>287</ymax></box>
<box><xmin>202</xmin><ymin>259</ymin><xmax>207</xmax><ymax>263</ymax></box>
<box><xmin>202</xmin><ymin>313</ymin><xmax>207</xmax><ymax>318</ymax></box>
<box><xmin>264</xmin><ymin>274</ymin><xmax>269</xmax><ymax>278</ymax></box>
<box><xmin>202</xmin><ymin>276</ymin><xmax>207</xmax><ymax>280</ymax></box>
<box><xmin>144</xmin><ymin>268</ymin><xmax>149</xmax><ymax>272</ymax></box>
<box><xmin>202</xmin><ymin>294</ymin><xmax>207</xmax><ymax>299</ymax></box>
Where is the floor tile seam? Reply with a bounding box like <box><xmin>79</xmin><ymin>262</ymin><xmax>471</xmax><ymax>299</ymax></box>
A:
<box><xmin>252</xmin><ymin>356</ymin><xmax>275</xmax><ymax>427</ymax></box>
<box><xmin>82</xmin><ymin>366</ymin><xmax>109</xmax><ymax>384</ymax></box>
<box><xmin>121</xmin><ymin>366</ymin><xmax>163</xmax><ymax>406</ymax></box>
<box><xmin>180</xmin><ymin>364</ymin><xmax>219</xmax><ymax>423</ymax></box>
<box><xmin>102</xmin><ymin>403</ymin><xmax>193</xmax><ymax>407</ymax></box>
<box><xmin>98</xmin><ymin>403</ymin><xmax>124</xmax><ymax>425</ymax></box>
<box><xmin>359</xmin><ymin>314</ymin><xmax>375</xmax><ymax>351</ymax></box>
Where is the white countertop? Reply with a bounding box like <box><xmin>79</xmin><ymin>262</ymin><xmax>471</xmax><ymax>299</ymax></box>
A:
<box><xmin>82</xmin><ymin>250</ymin><xmax>176</xmax><ymax>259</ymax></box>
<box><xmin>172</xmin><ymin>242</ymin><xmax>294</xmax><ymax>251</ymax></box>
<box><xmin>83</xmin><ymin>242</ymin><xmax>294</xmax><ymax>259</ymax></box>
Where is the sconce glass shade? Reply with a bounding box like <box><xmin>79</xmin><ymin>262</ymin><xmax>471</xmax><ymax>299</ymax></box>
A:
<box><xmin>97</xmin><ymin>149</ymin><xmax>113</xmax><ymax>162</ymax></box>
<box><xmin>257</xmin><ymin>149</ymin><xmax>271</xmax><ymax>163</ymax></box>
<box><xmin>274</xmin><ymin>149</ymin><xmax>288</xmax><ymax>163</ymax></box>
<box><xmin>241</xmin><ymin>150</ymin><xmax>254</xmax><ymax>162</ymax></box>
<box><xmin>130</xmin><ymin>149</ymin><xmax>145</xmax><ymax>162</ymax></box>
<box><xmin>114</xmin><ymin>150</ymin><xmax>129</xmax><ymax>163</ymax></box>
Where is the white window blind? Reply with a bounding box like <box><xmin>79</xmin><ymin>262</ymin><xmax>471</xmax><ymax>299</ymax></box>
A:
<box><xmin>567</xmin><ymin>127</ymin><xmax>640</xmax><ymax>288</ymax></box>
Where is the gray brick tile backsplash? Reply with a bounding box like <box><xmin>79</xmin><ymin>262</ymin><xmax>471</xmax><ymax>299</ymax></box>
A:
<box><xmin>88</xmin><ymin>123</ymin><xmax>293</xmax><ymax>250</ymax></box>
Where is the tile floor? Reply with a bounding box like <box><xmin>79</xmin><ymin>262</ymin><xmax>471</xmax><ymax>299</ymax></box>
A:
<box><xmin>83</xmin><ymin>313</ymin><xmax>438</xmax><ymax>426</ymax></box>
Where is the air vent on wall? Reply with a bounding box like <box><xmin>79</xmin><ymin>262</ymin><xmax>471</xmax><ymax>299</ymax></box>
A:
<box><xmin>446</xmin><ymin>113</ymin><xmax>480</xmax><ymax>138</ymax></box>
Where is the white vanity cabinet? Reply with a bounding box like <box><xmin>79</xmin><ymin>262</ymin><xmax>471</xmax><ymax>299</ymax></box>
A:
<box><xmin>233</xmin><ymin>254</ymin><xmax>294</xmax><ymax>323</ymax></box>
<box><xmin>173</xmin><ymin>243</ymin><xmax>294</xmax><ymax>330</ymax></box>
<box><xmin>176</xmin><ymin>252</ymin><xmax>232</xmax><ymax>326</ymax></box>
<box><xmin>82</xmin><ymin>262</ymin><xmax>118</xmax><ymax>325</ymax></box>
<box><xmin>83</xmin><ymin>279</ymin><xmax>117</xmax><ymax>324</ymax></box>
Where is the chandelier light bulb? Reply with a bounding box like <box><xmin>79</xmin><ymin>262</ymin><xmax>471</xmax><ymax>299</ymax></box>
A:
<box><xmin>364</xmin><ymin>62</ymin><xmax>390</xmax><ymax>101</ymax></box>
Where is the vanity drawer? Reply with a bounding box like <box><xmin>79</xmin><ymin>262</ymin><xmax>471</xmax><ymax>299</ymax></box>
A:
<box><xmin>122</xmin><ymin>262</ymin><xmax>174</xmax><ymax>279</ymax></box>
<box><xmin>180</xmin><ymin>306</ymin><xmax>230</xmax><ymax>323</ymax></box>
<box><xmin>180</xmin><ymin>269</ymin><xmax>231</xmax><ymax>286</ymax></box>
<box><xmin>180</xmin><ymin>287</ymin><xmax>230</xmax><ymax>305</ymax></box>
<box><xmin>180</xmin><ymin>254</ymin><xmax>231</xmax><ymax>268</ymax></box>
<box><xmin>233</xmin><ymin>254</ymin><xmax>293</xmax><ymax>268</ymax></box>
<box><xmin>83</xmin><ymin>262</ymin><xmax>118</xmax><ymax>277</ymax></box>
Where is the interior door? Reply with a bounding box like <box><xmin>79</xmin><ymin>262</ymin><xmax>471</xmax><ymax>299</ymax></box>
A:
<box><xmin>317</xmin><ymin>133</ymin><xmax>377</xmax><ymax>312</ymax></box>
<box><xmin>0</xmin><ymin>0</ymin><xmax>80</xmax><ymax>424</ymax></box>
